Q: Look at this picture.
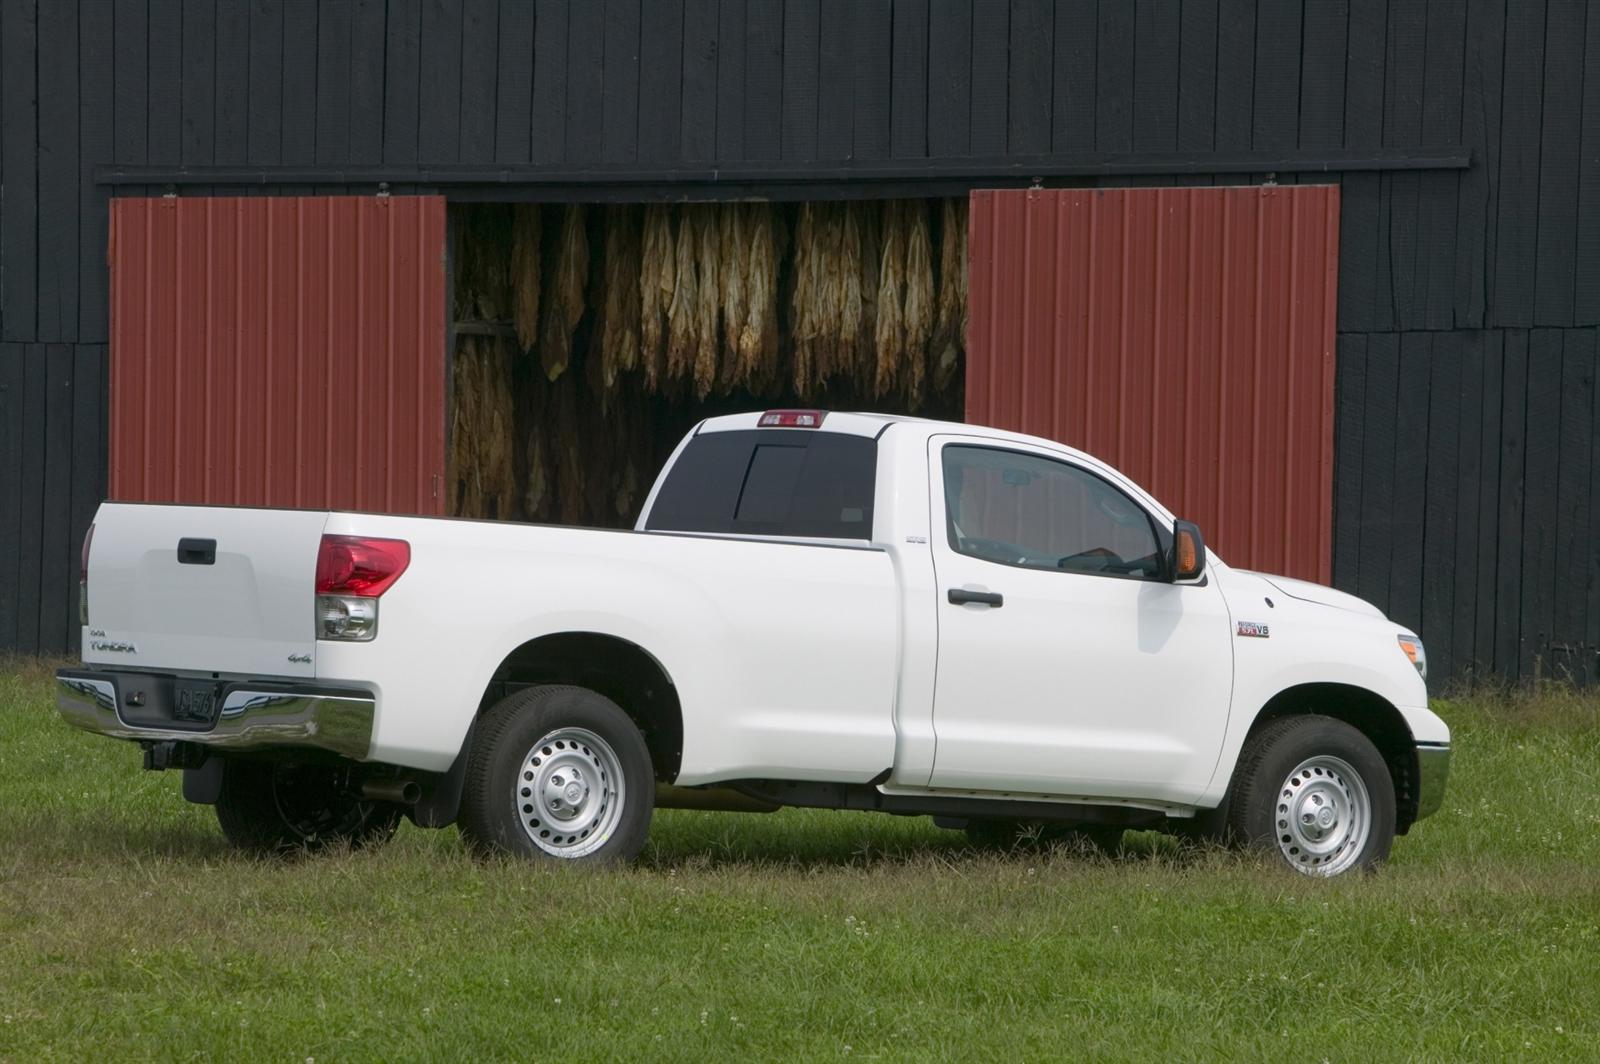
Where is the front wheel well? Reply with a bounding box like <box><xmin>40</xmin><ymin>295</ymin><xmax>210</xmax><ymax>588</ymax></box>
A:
<box><xmin>1247</xmin><ymin>683</ymin><xmax>1421</xmax><ymax>834</ymax></box>
<box><xmin>478</xmin><ymin>633</ymin><xmax>683</xmax><ymax>783</ymax></box>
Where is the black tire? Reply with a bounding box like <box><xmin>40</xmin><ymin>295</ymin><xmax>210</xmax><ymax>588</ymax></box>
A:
<box><xmin>458</xmin><ymin>685</ymin><xmax>654</xmax><ymax>863</ymax></box>
<box><xmin>214</xmin><ymin>759</ymin><xmax>401</xmax><ymax>855</ymax></box>
<box><xmin>965</xmin><ymin>818</ymin><xmax>1124</xmax><ymax>855</ymax></box>
<box><xmin>1224</xmin><ymin>714</ymin><xmax>1396</xmax><ymax>876</ymax></box>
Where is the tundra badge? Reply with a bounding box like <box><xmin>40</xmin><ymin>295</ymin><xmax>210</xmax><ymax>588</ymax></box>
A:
<box><xmin>87</xmin><ymin>630</ymin><xmax>137</xmax><ymax>653</ymax></box>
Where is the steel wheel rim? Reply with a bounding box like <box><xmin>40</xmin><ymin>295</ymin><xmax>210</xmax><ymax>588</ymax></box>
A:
<box><xmin>269</xmin><ymin>764</ymin><xmax>369</xmax><ymax>842</ymax></box>
<box><xmin>1274</xmin><ymin>755</ymin><xmax>1371</xmax><ymax>877</ymax></box>
<box><xmin>515</xmin><ymin>727</ymin><xmax>626</xmax><ymax>858</ymax></box>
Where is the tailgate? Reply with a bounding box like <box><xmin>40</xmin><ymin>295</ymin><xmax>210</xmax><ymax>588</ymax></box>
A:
<box><xmin>84</xmin><ymin>504</ymin><xmax>329</xmax><ymax>678</ymax></box>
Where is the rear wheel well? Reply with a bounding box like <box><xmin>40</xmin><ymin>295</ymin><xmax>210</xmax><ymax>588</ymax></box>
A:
<box><xmin>478</xmin><ymin>633</ymin><xmax>683</xmax><ymax>783</ymax></box>
<box><xmin>1248</xmin><ymin>683</ymin><xmax>1421</xmax><ymax>833</ymax></box>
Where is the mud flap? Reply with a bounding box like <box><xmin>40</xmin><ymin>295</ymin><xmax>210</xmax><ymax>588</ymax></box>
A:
<box><xmin>182</xmin><ymin>758</ymin><xmax>226</xmax><ymax>805</ymax></box>
<box><xmin>409</xmin><ymin>722</ymin><xmax>475</xmax><ymax>828</ymax></box>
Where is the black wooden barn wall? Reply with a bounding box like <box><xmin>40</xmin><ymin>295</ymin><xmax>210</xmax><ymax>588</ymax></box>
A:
<box><xmin>1</xmin><ymin>0</ymin><xmax>1596</xmax><ymax>686</ymax></box>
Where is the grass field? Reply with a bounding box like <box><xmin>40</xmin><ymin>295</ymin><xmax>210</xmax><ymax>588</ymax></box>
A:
<box><xmin>2</xmin><ymin>658</ymin><xmax>1597</xmax><ymax>1061</ymax></box>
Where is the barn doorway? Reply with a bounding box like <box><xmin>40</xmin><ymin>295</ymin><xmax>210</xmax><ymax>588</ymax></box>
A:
<box><xmin>445</xmin><ymin>199</ymin><xmax>969</xmax><ymax>527</ymax></box>
<box><xmin>104</xmin><ymin>184</ymin><xmax>1338</xmax><ymax>587</ymax></box>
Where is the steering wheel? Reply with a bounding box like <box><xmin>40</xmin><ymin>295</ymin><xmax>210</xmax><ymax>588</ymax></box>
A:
<box><xmin>961</xmin><ymin>536</ymin><xmax>1031</xmax><ymax>566</ymax></box>
<box><xmin>1057</xmin><ymin>547</ymin><xmax>1124</xmax><ymax>573</ymax></box>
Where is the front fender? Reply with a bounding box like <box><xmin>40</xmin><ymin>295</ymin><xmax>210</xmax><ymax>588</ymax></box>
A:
<box><xmin>1198</xmin><ymin>587</ymin><xmax>1439</xmax><ymax>807</ymax></box>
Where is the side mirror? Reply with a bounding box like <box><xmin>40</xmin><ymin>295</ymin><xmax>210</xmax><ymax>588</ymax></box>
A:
<box><xmin>1171</xmin><ymin>520</ymin><xmax>1207</xmax><ymax>582</ymax></box>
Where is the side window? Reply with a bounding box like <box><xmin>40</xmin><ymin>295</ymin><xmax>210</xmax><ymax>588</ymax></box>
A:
<box><xmin>941</xmin><ymin>445</ymin><xmax>1164</xmax><ymax>579</ymax></box>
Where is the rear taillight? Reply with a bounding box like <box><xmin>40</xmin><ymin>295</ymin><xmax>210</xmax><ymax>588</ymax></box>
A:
<box><xmin>316</xmin><ymin>535</ymin><xmax>411</xmax><ymax>596</ymax></box>
<box><xmin>758</xmin><ymin>409</ymin><xmax>826</xmax><ymax>428</ymax></box>
<box><xmin>314</xmin><ymin>534</ymin><xmax>410</xmax><ymax>642</ymax></box>
<box><xmin>79</xmin><ymin>524</ymin><xmax>95</xmax><ymax>626</ymax></box>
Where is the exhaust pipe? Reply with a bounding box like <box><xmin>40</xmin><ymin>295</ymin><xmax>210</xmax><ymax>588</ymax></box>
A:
<box><xmin>361</xmin><ymin>778</ymin><xmax>421</xmax><ymax>805</ymax></box>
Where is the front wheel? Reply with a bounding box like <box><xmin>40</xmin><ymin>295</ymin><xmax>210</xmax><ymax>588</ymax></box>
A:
<box><xmin>458</xmin><ymin>685</ymin><xmax>654</xmax><ymax>863</ymax></box>
<box><xmin>1225</xmin><ymin>715</ymin><xmax>1396</xmax><ymax>877</ymax></box>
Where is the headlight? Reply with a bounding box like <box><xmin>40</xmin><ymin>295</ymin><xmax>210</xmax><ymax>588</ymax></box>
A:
<box><xmin>1396</xmin><ymin>633</ymin><xmax>1427</xmax><ymax>680</ymax></box>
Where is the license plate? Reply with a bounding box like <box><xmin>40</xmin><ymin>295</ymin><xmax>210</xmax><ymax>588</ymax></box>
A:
<box><xmin>172</xmin><ymin>680</ymin><xmax>219</xmax><ymax>725</ymax></box>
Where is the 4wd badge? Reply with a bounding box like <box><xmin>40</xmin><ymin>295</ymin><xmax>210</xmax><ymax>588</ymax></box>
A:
<box><xmin>1236</xmin><ymin>621</ymin><xmax>1271</xmax><ymax>638</ymax></box>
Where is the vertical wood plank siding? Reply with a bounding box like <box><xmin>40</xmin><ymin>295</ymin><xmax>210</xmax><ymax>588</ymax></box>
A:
<box><xmin>0</xmin><ymin>0</ymin><xmax>1596</xmax><ymax>685</ymax></box>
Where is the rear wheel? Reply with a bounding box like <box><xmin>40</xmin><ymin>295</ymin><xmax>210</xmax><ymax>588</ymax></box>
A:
<box><xmin>964</xmin><ymin>818</ymin><xmax>1124</xmax><ymax>855</ymax></box>
<box><xmin>214</xmin><ymin>760</ymin><xmax>401</xmax><ymax>855</ymax></box>
<box><xmin>1225</xmin><ymin>715</ymin><xmax>1396</xmax><ymax>877</ymax></box>
<box><xmin>458</xmin><ymin>685</ymin><xmax>654</xmax><ymax>863</ymax></box>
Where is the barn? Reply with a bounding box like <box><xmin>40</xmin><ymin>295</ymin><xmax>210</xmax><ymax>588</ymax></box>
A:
<box><xmin>1</xmin><ymin>1</ymin><xmax>1595</xmax><ymax>688</ymax></box>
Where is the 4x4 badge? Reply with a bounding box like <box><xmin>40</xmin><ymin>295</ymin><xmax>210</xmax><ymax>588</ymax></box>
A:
<box><xmin>1236</xmin><ymin>621</ymin><xmax>1270</xmax><ymax>638</ymax></box>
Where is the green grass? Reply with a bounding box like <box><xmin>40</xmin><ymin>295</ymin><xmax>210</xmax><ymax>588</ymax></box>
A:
<box><xmin>2</xmin><ymin>658</ymin><xmax>1598</xmax><ymax>1061</ymax></box>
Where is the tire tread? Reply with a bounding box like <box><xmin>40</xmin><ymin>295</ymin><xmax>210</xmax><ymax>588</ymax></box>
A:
<box><xmin>214</xmin><ymin>759</ymin><xmax>399</xmax><ymax>855</ymax></box>
<box><xmin>1224</xmin><ymin>713</ymin><xmax>1396</xmax><ymax>873</ymax></box>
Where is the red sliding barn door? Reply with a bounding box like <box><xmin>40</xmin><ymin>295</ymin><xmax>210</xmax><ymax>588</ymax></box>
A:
<box><xmin>108</xmin><ymin>195</ymin><xmax>448</xmax><ymax>515</ymax></box>
<box><xmin>966</xmin><ymin>185</ymin><xmax>1340</xmax><ymax>583</ymax></box>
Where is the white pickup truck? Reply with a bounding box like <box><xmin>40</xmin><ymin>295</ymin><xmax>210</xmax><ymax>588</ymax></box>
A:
<box><xmin>58</xmin><ymin>410</ymin><xmax>1449</xmax><ymax>876</ymax></box>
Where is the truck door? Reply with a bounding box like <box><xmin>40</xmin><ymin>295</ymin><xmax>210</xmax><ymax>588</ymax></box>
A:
<box><xmin>926</xmin><ymin>435</ymin><xmax>1235</xmax><ymax>806</ymax></box>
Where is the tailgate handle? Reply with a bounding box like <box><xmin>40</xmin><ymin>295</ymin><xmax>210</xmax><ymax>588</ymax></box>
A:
<box><xmin>177</xmin><ymin>538</ymin><xmax>217</xmax><ymax>565</ymax></box>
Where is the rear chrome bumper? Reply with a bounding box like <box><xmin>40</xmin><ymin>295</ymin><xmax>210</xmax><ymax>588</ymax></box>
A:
<box><xmin>1414</xmin><ymin>742</ymin><xmax>1451</xmax><ymax>821</ymax></box>
<box><xmin>56</xmin><ymin>669</ymin><xmax>375</xmax><ymax>761</ymax></box>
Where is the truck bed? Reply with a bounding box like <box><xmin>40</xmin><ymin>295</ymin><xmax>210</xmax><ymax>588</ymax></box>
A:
<box><xmin>84</xmin><ymin>504</ymin><xmax>903</xmax><ymax>782</ymax></box>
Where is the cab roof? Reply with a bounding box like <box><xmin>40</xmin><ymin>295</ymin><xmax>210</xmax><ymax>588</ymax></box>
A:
<box><xmin>692</xmin><ymin>409</ymin><xmax>1178</xmax><ymax>526</ymax></box>
<box><xmin>696</xmin><ymin>409</ymin><xmax>1093</xmax><ymax>456</ymax></box>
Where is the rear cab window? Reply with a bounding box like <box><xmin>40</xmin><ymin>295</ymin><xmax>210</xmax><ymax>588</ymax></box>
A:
<box><xmin>644</xmin><ymin>429</ymin><xmax>877</xmax><ymax>540</ymax></box>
